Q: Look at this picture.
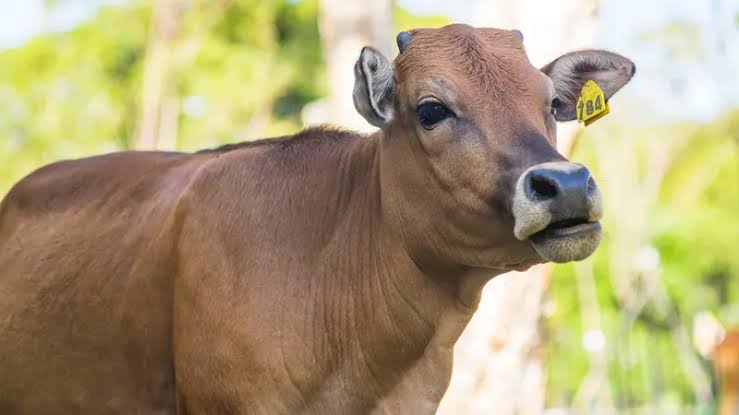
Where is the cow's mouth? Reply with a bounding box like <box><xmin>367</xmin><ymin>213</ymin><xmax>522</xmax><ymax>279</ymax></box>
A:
<box><xmin>528</xmin><ymin>218</ymin><xmax>602</xmax><ymax>263</ymax></box>
<box><xmin>511</xmin><ymin>162</ymin><xmax>604</xmax><ymax>263</ymax></box>
<box><xmin>530</xmin><ymin>218</ymin><xmax>600</xmax><ymax>240</ymax></box>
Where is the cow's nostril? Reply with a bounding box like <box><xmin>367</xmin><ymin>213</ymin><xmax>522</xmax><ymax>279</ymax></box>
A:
<box><xmin>529</xmin><ymin>174</ymin><xmax>558</xmax><ymax>200</ymax></box>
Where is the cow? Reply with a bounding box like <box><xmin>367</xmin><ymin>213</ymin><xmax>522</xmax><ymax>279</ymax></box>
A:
<box><xmin>0</xmin><ymin>24</ymin><xmax>634</xmax><ymax>414</ymax></box>
<box><xmin>694</xmin><ymin>313</ymin><xmax>739</xmax><ymax>415</ymax></box>
<box><xmin>713</xmin><ymin>331</ymin><xmax>739</xmax><ymax>415</ymax></box>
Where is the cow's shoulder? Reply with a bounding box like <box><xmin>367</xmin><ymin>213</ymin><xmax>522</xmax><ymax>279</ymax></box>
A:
<box><xmin>181</xmin><ymin>127</ymin><xmax>370</xmax><ymax>211</ymax></box>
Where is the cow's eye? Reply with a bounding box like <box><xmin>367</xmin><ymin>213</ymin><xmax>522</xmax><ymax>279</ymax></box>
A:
<box><xmin>417</xmin><ymin>102</ymin><xmax>453</xmax><ymax>129</ymax></box>
<box><xmin>550</xmin><ymin>97</ymin><xmax>562</xmax><ymax>116</ymax></box>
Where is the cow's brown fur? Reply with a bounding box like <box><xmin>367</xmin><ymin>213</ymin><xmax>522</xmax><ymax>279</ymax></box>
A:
<box><xmin>714</xmin><ymin>331</ymin><xmax>739</xmax><ymax>415</ymax></box>
<box><xmin>0</xmin><ymin>24</ymin><xmax>633</xmax><ymax>414</ymax></box>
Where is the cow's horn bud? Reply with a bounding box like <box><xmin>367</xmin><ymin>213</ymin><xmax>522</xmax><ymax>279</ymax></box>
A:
<box><xmin>396</xmin><ymin>31</ymin><xmax>412</xmax><ymax>53</ymax></box>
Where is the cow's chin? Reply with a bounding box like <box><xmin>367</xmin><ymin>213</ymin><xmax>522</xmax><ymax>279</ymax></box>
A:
<box><xmin>528</xmin><ymin>221</ymin><xmax>602</xmax><ymax>263</ymax></box>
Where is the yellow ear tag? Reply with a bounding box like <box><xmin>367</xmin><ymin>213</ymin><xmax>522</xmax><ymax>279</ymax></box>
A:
<box><xmin>576</xmin><ymin>80</ymin><xmax>610</xmax><ymax>126</ymax></box>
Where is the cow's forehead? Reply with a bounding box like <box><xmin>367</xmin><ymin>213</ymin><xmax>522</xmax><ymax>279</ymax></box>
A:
<box><xmin>407</xmin><ymin>24</ymin><xmax>523</xmax><ymax>49</ymax></box>
<box><xmin>394</xmin><ymin>24</ymin><xmax>536</xmax><ymax>94</ymax></box>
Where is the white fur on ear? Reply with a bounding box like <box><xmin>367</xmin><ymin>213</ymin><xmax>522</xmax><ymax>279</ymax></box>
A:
<box><xmin>352</xmin><ymin>47</ymin><xmax>395</xmax><ymax>127</ymax></box>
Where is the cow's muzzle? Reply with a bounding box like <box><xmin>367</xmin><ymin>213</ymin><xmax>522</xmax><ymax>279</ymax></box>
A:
<box><xmin>512</xmin><ymin>162</ymin><xmax>603</xmax><ymax>263</ymax></box>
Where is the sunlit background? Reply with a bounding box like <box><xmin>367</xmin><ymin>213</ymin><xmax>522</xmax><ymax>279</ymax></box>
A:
<box><xmin>1</xmin><ymin>1</ymin><xmax>737</xmax><ymax>414</ymax></box>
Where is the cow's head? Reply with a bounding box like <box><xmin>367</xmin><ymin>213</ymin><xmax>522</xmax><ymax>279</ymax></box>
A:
<box><xmin>353</xmin><ymin>24</ymin><xmax>634</xmax><ymax>270</ymax></box>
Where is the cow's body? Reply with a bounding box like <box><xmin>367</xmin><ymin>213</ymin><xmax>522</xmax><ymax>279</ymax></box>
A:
<box><xmin>0</xmin><ymin>130</ymin><xmax>483</xmax><ymax>414</ymax></box>
<box><xmin>0</xmin><ymin>151</ymin><xmax>198</xmax><ymax>414</ymax></box>
<box><xmin>0</xmin><ymin>24</ymin><xmax>635</xmax><ymax>414</ymax></box>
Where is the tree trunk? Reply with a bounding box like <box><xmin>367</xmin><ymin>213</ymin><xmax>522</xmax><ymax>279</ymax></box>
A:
<box><xmin>313</xmin><ymin>0</ymin><xmax>393</xmax><ymax>130</ymax></box>
<box><xmin>133</xmin><ymin>0</ymin><xmax>182</xmax><ymax>150</ymax></box>
<box><xmin>437</xmin><ymin>2</ymin><xmax>601</xmax><ymax>414</ymax></box>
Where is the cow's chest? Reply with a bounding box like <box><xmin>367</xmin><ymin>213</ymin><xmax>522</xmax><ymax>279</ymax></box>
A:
<box><xmin>370</xmin><ymin>308</ymin><xmax>471</xmax><ymax>414</ymax></box>
<box><xmin>290</xmin><ymin>305</ymin><xmax>471</xmax><ymax>414</ymax></box>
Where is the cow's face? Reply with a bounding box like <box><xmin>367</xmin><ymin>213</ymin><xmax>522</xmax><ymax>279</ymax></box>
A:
<box><xmin>353</xmin><ymin>24</ymin><xmax>634</xmax><ymax>269</ymax></box>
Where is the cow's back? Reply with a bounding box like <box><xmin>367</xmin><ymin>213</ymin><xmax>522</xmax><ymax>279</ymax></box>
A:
<box><xmin>0</xmin><ymin>151</ymin><xmax>204</xmax><ymax>414</ymax></box>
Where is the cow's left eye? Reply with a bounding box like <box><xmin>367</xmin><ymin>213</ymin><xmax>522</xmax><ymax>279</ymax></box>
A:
<box><xmin>417</xmin><ymin>102</ymin><xmax>453</xmax><ymax>129</ymax></box>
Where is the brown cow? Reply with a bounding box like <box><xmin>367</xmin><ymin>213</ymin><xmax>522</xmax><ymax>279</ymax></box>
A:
<box><xmin>0</xmin><ymin>24</ymin><xmax>634</xmax><ymax>414</ymax></box>
<box><xmin>694</xmin><ymin>313</ymin><xmax>739</xmax><ymax>415</ymax></box>
<box><xmin>714</xmin><ymin>332</ymin><xmax>739</xmax><ymax>415</ymax></box>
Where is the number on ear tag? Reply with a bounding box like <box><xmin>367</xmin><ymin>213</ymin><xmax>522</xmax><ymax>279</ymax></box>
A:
<box><xmin>576</xmin><ymin>80</ymin><xmax>610</xmax><ymax>126</ymax></box>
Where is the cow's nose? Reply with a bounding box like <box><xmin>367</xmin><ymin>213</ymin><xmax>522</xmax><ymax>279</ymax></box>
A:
<box><xmin>524</xmin><ymin>162</ymin><xmax>596</xmax><ymax>218</ymax></box>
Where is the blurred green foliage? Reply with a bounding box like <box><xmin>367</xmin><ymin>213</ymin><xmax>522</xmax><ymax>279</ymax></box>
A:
<box><xmin>0</xmin><ymin>0</ymin><xmax>325</xmax><ymax>194</ymax></box>
<box><xmin>546</xmin><ymin>110</ymin><xmax>739</xmax><ymax>410</ymax></box>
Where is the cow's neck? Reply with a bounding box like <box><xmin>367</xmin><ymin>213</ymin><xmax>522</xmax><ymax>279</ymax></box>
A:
<box><xmin>315</xmin><ymin>130</ymin><xmax>497</xmax><ymax>404</ymax></box>
<box><xmin>336</xmin><ymin>129</ymin><xmax>492</xmax><ymax>322</ymax></box>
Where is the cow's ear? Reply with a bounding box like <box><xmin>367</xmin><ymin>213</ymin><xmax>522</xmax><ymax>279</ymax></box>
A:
<box><xmin>541</xmin><ymin>50</ymin><xmax>635</xmax><ymax>122</ymax></box>
<box><xmin>353</xmin><ymin>47</ymin><xmax>395</xmax><ymax>127</ymax></box>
